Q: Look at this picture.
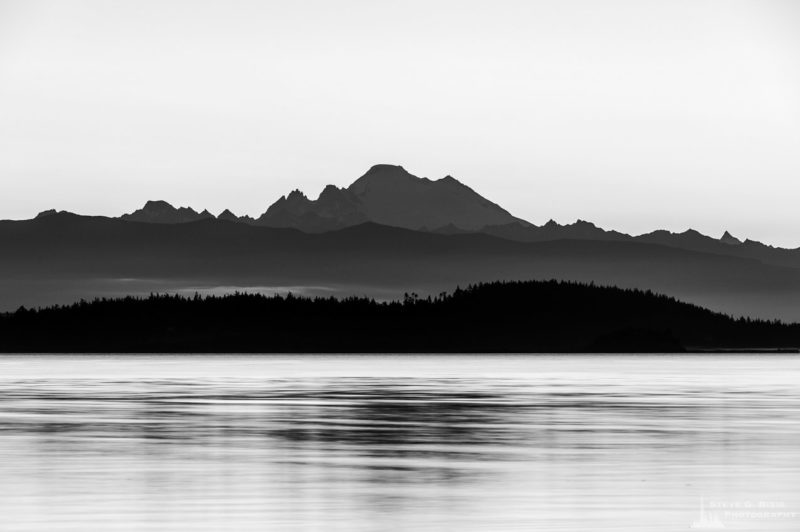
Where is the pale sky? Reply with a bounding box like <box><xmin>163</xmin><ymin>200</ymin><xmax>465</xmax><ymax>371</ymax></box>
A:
<box><xmin>1</xmin><ymin>0</ymin><xmax>799</xmax><ymax>245</ymax></box>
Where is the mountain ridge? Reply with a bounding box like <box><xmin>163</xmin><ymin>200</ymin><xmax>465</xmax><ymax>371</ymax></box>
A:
<box><xmin>3</xmin><ymin>212</ymin><xmax>800</xmax><ymax>321</ymax></box>
<box><xmin>11</xmin><ymin>164</ymin><xmax>800</xmax><ymax>273</ymax></box>
<box><xmin>23</xmin><ymin>164</ymin><xmax>796</xmax><ymax>251</ymax></box>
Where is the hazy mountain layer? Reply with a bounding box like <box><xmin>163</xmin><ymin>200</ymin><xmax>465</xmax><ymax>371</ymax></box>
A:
<box><xmin>51</xmin><ymin>164</ymin><xmax>796</xmax><ymax>271</ymax></box>
<box><xmin>2</xmin><ymin>214</ymin><xmax>800</xmax><ymax>321</ymax></box>
<box><xmin>10</xmin><ymin>164</ymin><xmax>800</xmax><ymax>318</ymax></box>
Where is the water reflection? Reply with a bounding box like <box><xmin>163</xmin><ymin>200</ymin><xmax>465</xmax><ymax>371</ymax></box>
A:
<box><xmin>0</xmin><ymin>355</ymin><xmax>798</xmax><ymax>531</ymax></box>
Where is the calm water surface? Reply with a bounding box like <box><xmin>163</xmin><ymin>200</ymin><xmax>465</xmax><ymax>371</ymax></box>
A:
<box><xmin>0</xmin><ymin>354</ymin><xmax>798</xmax><ymax>531</ymax></box>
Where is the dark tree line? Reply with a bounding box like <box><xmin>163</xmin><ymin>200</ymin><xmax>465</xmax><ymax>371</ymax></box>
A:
<box><xmin>1</xmin><ymin>280</ymin><xmax>799</xmax><ymax>353</ymax></box>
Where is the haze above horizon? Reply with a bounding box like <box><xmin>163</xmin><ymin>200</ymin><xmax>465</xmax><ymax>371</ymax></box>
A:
<box><xmin>1</xmin><ymin>1</ymin><xmax>799</xmax><ymax>246</ymax></box>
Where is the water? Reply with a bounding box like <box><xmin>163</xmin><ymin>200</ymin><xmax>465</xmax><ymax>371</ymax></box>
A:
<box><xmin>0</xmin><ymin>354</ymin><xmax>798</xmax><ymax>531</ymax></box>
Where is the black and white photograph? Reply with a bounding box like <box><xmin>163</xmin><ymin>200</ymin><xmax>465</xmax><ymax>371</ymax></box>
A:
<box><xmin>1</xmin><ymin>1</ymin><xmax>799</xmax><ymax>530</ymax></box>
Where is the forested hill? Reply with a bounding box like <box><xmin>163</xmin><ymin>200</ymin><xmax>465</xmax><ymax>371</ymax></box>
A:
<box><xmin>2</xmin><ymin>280</ymin><xmax>799</xmax><ymax>353</ymax></box>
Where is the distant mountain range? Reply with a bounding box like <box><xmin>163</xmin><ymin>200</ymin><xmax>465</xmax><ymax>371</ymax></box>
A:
<box><xmin>5</xmin><ymin>164</ymin><xmax>800</xmax><ymax>321</ymax></box>
<box><xmin>33</xmin><ymin>163</ymin><xmax>800</xmax><ymax>267</ymax></box>
<box><xmin>116</xmin><ymin>164</ymin><xmax>524</xmax><ymax>231</ymax></box>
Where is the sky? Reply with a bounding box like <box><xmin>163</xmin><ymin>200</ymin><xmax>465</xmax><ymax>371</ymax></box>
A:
<box><xmin>1</xmin><ymin>0</ymin><xmax>799</xmax><ymax>245</ymax></box>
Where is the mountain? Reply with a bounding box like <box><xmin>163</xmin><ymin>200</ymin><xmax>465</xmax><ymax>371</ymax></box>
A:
<box><xmin>256</xmin><ymin>187</ymin><xmax>367</xmax><ymax>232</ymax></box>
<box><xmin>344</xmin><ymin>164</ymin><xmax>523</xmax><ymax>230</ymax></box>
<box><xmin>7</xmin><ymin>163</ymin><xmax>800</xmax><ymax>279</ymax></box>
<box><xmin>102</xmin><ymin>165</ymin><xmax>798</xmax><ymax>267</ymax></box>
<box><xmin>106</xmin><ymin>166</ymin><xmax>800</xmax><ymax>270</ymax></box>
<box><xmin>255</xmin><ymin>164</ymin><xmax>522</xmax><ymax>232</ymax></box>
<box><xmin>121</xmin><ymin>200</ymin><xmax>214</xmax><ymax>224</ymax></box>
<box><xmin>5</xmin><ymin>164</ymin><xmax>800</xmax><ymax>318</ymax></box>
<box><xmin>720</xmin><ymin>231</ymin><xmax>743</xmax><ymax>245</ymax></box>
<box><xmin>2</xmin><ymin>213</ymin><xmax>800</xmax><ymax>321</ymax></box>
<box><xmin>116</xmin><ymin>164</ymin><xmax>521</xmax><ymax>232</ymax></box>
<box><xmin>478</xmin><ymin>221</ymin><xmax>800</xmax><ymax>270</ymax></box>
<box><xmin>4</xmin><ymin>280</ymin><xmax>800</xmax><ymax>353</ymax></box>
<box><xmin>217</xmin><ymin>209</ymin><xmax>240</xmax><ymax>222</ymax></box>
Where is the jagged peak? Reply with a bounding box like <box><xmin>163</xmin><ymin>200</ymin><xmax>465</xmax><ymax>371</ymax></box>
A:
<box><xmin>318</xmin><ymin>184</ymin><xmax>347</xmax><ymax>198</ymax></box>
<box><xmin>720</xmin><ymin>230</ymin><xmax>743</xmax><ymax>245</ymax></box>
<box><xmin>285</xmin><ymin>189</ymin><xmax>310</xmax><ymax>202</ymax></box>
<box><xmin>316</xmin><ymin>184</ymin><xmax>362</xmax><ymax>205</ymax></box>
<box><xmin>217</xmin><ymin>209</ymin><xmax>241</xmax><ymax>223</ymax></box>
